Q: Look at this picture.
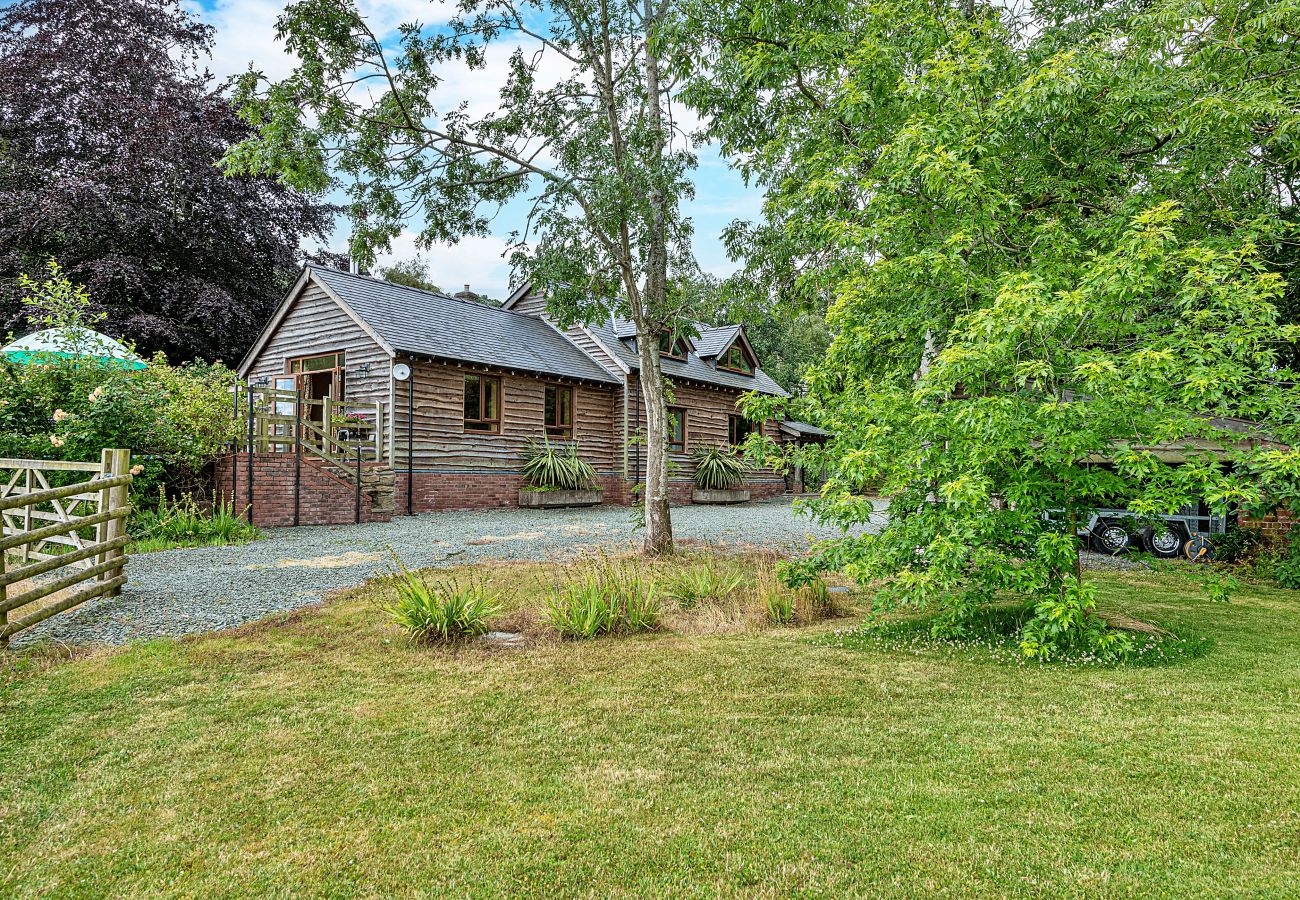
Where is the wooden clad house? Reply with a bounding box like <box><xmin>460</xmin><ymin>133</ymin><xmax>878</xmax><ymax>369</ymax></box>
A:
<box><xmin>228</xmin><ymin>264</ymin><xmax>790</xmax><ymax>524</ymax></box>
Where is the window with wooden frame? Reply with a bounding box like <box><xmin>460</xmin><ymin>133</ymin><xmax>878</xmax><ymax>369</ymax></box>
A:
<box><xmin>718</xmin><ymin>342</ymin><xmax>754</xmax><ymax>374</ymax></box>
<box><xmin>544</xmin><ymin>384</ymin><xmax>573</xmax><ymax>439</ymax></box>
<box><xmin>287</xmin><ymin>351</ymin><xmax>347</xmax><ymax>406</ymax></box>
<box><xmin>657</xmin><ymin>332</ymin><xmax>689</xmax><ymax>360</ymax></box>
<box><xmin>666</xmin><ymin>407</ymin><xmax>686</xmax><ymax>452</ymax></box>
<box><xmin>729</xmin><ymin>414</ymin><xmax>756</xmax><ymax>446</ymax></box>
<box><xmin>463</xmin><ymin>373</ymin><xmax>502</xmax><ymax>433</ymax></box>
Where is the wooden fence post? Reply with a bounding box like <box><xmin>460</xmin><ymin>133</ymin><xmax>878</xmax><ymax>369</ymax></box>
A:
<box><xmin>105</xmin><ymin>449</ymin><xmax>131</xmax><ymax>597</ymax></box>
<box><xmin>0</xmin><ymin>550</ymin><xmax>8</xmax><ymax>651</ymax></box>
<box><xmin>97</xmin><ymin>449</ymin><xmax>114</xmax><ymax>577</ymax></box>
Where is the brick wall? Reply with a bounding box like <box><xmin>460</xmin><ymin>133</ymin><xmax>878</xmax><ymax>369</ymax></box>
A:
<box><xmin>1239</xmin><ymin>507</ymin><xmax>1296</xmax><ymax>538</ymax></box>
<box><xmin>386</xmin><ymin>471</ymin><xmax>786</xmax><ymax>513</ymax></box>
<box><xmin>216</xmin><ymin>456</ymin><xmax>792</xmax><ymax>522</ymax></box>
<box><xmin>214</xmin><ymin>453</ymin><xmax>393</xmax><ymax>527</ymax></box>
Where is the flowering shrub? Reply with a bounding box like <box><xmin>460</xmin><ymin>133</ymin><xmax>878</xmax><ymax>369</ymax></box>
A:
<box><xmin>0</xmin><ymin>354</ymin><xmax>238</xmax><ymax>502</ymax></box>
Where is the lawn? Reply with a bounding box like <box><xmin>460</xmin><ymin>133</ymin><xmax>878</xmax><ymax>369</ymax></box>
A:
<box><xmin>1</xmin><ymin>556</ymin><xmax>1298</xmax><ymax>898</ymax></box>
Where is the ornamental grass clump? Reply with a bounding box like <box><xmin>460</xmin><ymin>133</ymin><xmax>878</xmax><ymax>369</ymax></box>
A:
<box><xmin>386</xmin><ymin>557</ymin><xmax>499</xmax><ymax>643</ymax></box>
<box><xmin>520</xmin><ymin>437</ymin><xmax>598</xmax><ymax>491</ymax></box>
<box><xmin>691</xmin><ymin>445</ymin><xmax>749</xmax><ymax>490</ymax></box>
<box><xmin>666</xmin><ymin>563</ymin><xmax>744</xmax><ymax>610</ymax></box>
<box><xmin>546</xmin><ymin>557</ymin><xmax>660</xmax><ymax>638</ymax></box>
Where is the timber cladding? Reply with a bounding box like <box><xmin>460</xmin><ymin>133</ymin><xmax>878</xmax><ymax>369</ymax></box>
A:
<box><xmin>624</xmin><ymin>374</ymin><xmax>784</xmax><ymax>482</ymax></box>
<box><xmin>395</xmin><ymin>359</ymin><xmax>618</xmax><ymax>471</ymax></box>
<box><xmin>243</xmin><ymin>281</ymin><xmax>391</xmax><ymax>404</ymax></box>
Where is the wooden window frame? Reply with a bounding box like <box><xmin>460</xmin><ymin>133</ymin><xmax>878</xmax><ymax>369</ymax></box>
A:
<box><xmin>286</xmin><ymin>351</ymin><xmax>347</xmax><ymax>401</ymax></box>
<box><xmin>718</xmin><ymin>343</ymin><xmax>754</xmax><ymax>375</ymax></box>
<box><xmin>729</xmin><ymin>414</ymin><xmax>756</xmax><ymax>446</ymax></box>
<box><xmin>544</xmin><ymin>383</ymin><xmax>574</xmax><ymax>440</ymax></box>
<box><xmin>667</xmin><ymin>406</ymin><xmax>687</xmax><ymax>453</ymax></box>
<box><xmin>658</xmin><ymin>332</ymin><xmax>688</xmax><ymax>360</ymax></box>
<box><xmin>463</xmin><ymin>373</ymin><xmax>502</xmax><ymax>434</ymax></box>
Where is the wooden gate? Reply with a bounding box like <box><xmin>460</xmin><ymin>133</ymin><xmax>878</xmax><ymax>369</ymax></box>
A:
<box><xmin>0</xmin><ymin>450</ymin><xmax>133</xmax><ymax>648</ymax></box>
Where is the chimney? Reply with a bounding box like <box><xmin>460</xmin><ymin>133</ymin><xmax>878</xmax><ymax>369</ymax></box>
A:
<box><xmin>464</xmin><ymin>284</ymin><xmax>471</xmax><ymax>293</ymax></box>
<box><xmin>349</xmin><ymin>256</ymin><xmax>360</xmax><ymax>275</ymax></box>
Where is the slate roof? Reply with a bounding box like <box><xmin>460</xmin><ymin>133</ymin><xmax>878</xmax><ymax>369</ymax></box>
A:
<box><xmin>587</xmin><ymin>319</ymin><xmax>788</xmax><ymax>397</ymax></box>
<box><xmin>692</xmin><ymin>325</ymin><xmax>742</xmax><ymax>359</ymax></box>
<box><xmin>310</xmin><ymin>266</ymin><xmax>618</xmax><ymax>385</ymax></box>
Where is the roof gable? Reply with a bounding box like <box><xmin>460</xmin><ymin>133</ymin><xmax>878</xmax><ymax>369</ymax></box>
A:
<box><xmin>238</xmin><ymin>267</ymin><xmax>394</xmax><ymax>377</ymax></box>
<box><xmin>590</xmin><ymin>319</ymin><xmax>787</xmax><ymax>397</ymax></box>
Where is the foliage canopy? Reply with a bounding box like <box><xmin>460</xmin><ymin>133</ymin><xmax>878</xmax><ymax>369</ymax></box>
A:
<box><xmin>684</xmin><ymin>0</ymin><xmax>1300</xmax><ymax>658</ymax></box>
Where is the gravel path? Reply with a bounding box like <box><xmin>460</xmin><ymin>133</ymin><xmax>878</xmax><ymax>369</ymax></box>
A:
<box><xmin>15</xmin><ymin>499</ymin><xmax>882</xmax><ymax>648</ymax></box>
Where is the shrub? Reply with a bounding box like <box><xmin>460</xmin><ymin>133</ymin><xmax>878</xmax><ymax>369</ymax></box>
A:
<box><xmin>386</xmin><ymin>559</ymin><xmax>500</xmax><ymax>643</ymax></box>
<box><xmin>692</xmin><ymin>444</ymin><xmax>749</xmax><ymax>490</ymax></box>
<box><xmin>1269</xmin><ymin>526</ymin><xmax>1300</xmax><ymax>589</ymax></box>
<box><xmin>128</xmin><ymin>488</ymin><xmax>260</xmax><ymax>553</ymax></box>
<box><xmin>546</xmin><ymin>558</ymin><xmax>660</xmax><ymax>638</ymax></box>
<box><xmin>0</xmin><ymin>265</ymin><xmax>239</xmax><ymax>504</ymax></box>
<box><xmin>520</xmin><ymin>437</ymin><xmax>599</xmax><ymax>491</ymax></box>
<box><xmin>1213</xmin><ymin>524</ymin><xmax>1261</xmax><ymax>565</ymax></box>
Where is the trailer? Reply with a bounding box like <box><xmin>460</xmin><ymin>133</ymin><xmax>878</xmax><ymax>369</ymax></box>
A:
<box><xmin>1077</xmin><ymin>503</ymin><xmax>1229</xmax><ymax>560</ymax></box>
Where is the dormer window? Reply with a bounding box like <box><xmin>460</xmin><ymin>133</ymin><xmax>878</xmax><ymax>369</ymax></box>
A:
<box><xmin>658</xmin><ymin>332</ymin><xmax>689</xmax><ymax>360</ymax></box>
<box><xmin>719</xmin><ymin>343</ymin><xmax>754</xmax><ymax>374</ymax></box>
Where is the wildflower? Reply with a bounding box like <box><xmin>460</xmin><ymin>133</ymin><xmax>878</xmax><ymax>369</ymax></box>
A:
<box><xmin>130</xmin><ymin>464</ymin><xmax>144</xmax><ymax>476</ymax></box>
<box><xmin>48</xmin><ymin>434</ymin><xmax>65</xmax><ymax>448</ymax></box>
<box><xmin>88</xmin><ymin>386</ymin><xmax>105</xmax><ymax>403</ymax></box>
<box><xmin>52</xmin><ymin>408</ymin><xmax>70</xmax><ymax>422</ymax></box>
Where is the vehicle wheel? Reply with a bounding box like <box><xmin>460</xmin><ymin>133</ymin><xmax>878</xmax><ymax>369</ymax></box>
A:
<box><xmin>1184</xmin><ymin>534</ymin><xmax>1213</xmax><ymax>562</ymax></box>
<box><xmin>1143</xmin><ymin>525</ymin><xmax>1184</xmax><ymax>559</ymax></box>
<box><xmin>1091</xmin><ymin>521</ymin><xmax>1131</xmax><ymax>555</ymax></box>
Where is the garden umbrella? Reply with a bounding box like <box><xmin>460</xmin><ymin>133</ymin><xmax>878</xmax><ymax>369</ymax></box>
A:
<box><xmin>1</xmin><ymin>327</ymin><xmax>146</xmax><ymax>369</ymax></box>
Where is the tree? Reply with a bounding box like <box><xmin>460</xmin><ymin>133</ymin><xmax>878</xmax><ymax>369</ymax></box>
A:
<box><xmin>224</xmin><ymin>0</ymin><xmax>696</xmax><ymax>555</ymax></box>
<box><xmin>0</xmin><ymin>0</ymin><xmax>333</xmax><ymax>363</ymax></box>
<box><xmin>684</xmin><ymin>0</ymin><xmax>1300</xmax><ymax>657</ymax></box>
<box><xmin>376</xmin><ymin>257</ymin><xmax>443</xmax><ymax>294</ymax></box>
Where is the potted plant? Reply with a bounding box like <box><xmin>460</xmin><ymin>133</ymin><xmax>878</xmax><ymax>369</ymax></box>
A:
<box><xmin>691</xmin><ymin>445</ymin><xmax>751</xmax><ymax>504</ymax></box>
<box><xmin>518</xmin><ymin>438</ymin><xmax>603</xmax><ymax>508</ymax></box>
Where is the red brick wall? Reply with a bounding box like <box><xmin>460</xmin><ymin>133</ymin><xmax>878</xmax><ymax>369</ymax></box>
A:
<box><xmin>214</xmin><ymin>453</ymin><xmax>392</xmax><ymax>527</ymax></box>
<box><xmin>1239</xmin><ymin>507</ymin><xmax>1295</xmax><ymax>538</ymax></box>
<box><xmin>385</xmin><ymin>471</ymin><xmax>785</xmax><ymax>513</ymax></box>
<box><xmin>215</xmin><ymin>457</ymin><xmax>792</xmax><ymax>521</ymax></box>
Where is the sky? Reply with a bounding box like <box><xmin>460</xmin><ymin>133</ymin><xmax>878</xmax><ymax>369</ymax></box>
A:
<box><xmin>187</xmin><ymin>0</ymin><xmax>766</xmax><ymax>300</ymax></box>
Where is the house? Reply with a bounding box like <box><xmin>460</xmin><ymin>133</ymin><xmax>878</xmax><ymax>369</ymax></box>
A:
<box><xmin>224</xmin><ymin>264</ymin><xmax>793</xmax><ymax>525</ymax></box>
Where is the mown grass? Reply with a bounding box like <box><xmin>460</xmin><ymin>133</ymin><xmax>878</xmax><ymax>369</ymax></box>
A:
<box><xmin>1</xmin><ymin>558</ymin><xmax>1298</xmax><ymax>898</ymax></box>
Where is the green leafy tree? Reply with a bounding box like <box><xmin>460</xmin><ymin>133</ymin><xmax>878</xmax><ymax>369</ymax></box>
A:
<box><xmin>223</xmin><ymin>0</ymin><xmax>696</xmax><ymax>555</ymax></box>
<box><xmin>684</xmin><ymin>0</ymin><xmax>1300</xmax><ymax>657</ymax></box>
<box><xmin>376</xmin><ymin>257</ymin><xmax>442</xmax><ymax>294</ymax></box>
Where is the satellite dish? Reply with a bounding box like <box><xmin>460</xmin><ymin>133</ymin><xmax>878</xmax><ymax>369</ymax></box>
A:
<box><xmin>392</xmin><ymin>363</ymin><xmax>412</xmax><ymax>382</ymax></box>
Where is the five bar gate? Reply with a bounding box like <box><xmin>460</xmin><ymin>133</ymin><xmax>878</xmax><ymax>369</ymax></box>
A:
<box><xmin>0</xmin><ymin>450</ymin><xmax>133</xmax><ymax>648</ymax></box>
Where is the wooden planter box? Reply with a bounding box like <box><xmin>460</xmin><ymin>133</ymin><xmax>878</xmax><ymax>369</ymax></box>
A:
<box><xmin>518</xmin><ymin>489</ymin><xmax>603</xmax><ymax>509</ymax></box>
<box><xmin>691</xmin><ymin>488</ymin><xmax>751</xmax><ymax>505</ymax></box>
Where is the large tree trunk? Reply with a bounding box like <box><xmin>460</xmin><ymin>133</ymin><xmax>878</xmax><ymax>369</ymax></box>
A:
<box><xmin>635</xmin><ymin>0</ymin><xmax>674</xmax><ymax>557</ymax></box>
<box><xmin>635</xmin><ymin>327</ymin><xmax>674</xmax><ymax>555</ymax></box>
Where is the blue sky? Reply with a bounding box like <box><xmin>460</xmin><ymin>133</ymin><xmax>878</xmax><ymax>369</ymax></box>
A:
<box><xmin>188</xmin><ymin>0</ymin><xmax>765</xmax><ymax>299</ymax></box>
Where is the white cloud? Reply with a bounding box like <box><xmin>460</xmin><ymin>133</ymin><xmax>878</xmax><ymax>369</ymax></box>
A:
<box><xmin>376</xmin><ymin>232</ymin><xmax>515</xmax><ymax>301</ymax></box>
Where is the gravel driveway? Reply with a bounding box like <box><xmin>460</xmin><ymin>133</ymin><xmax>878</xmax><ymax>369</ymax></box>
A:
<box><xmin>15</xmin><ymin>498</ymin><xmax>881</xmax><ymax>648</ymax></box>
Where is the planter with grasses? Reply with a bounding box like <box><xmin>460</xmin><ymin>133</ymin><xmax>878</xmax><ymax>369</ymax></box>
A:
<box><xmin>518</xmin><ymin>438</ymin><xmax>602</xmax><ymax>508</ymax></box>
<box><xmin>690</xmin><ymin>445</ymin><xmax>751</xmax><ymax>504</ymax></box>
